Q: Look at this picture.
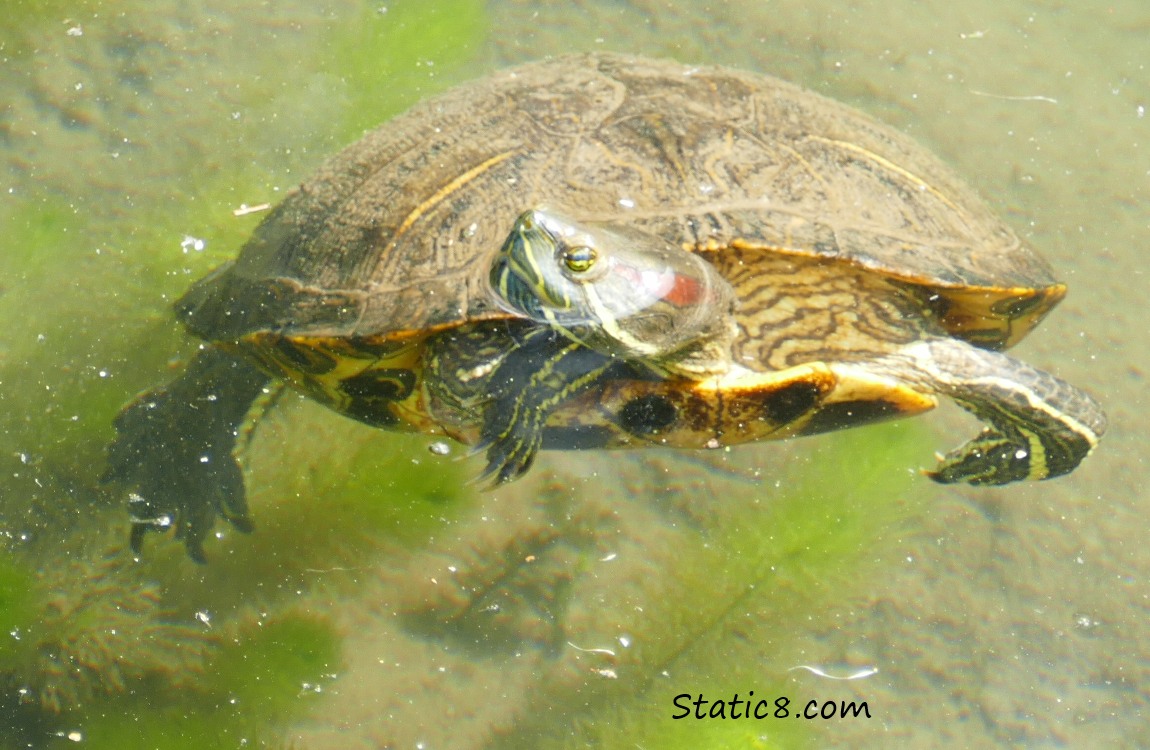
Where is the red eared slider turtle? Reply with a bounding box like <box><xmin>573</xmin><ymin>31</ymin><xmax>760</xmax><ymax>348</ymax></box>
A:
<box><xmin>105</xmin><ymin>53</ymin><xmax>1105</xmax><ymax>562</ymax></box>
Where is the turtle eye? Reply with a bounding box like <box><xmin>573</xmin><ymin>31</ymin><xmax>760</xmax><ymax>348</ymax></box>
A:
<box><xmin>562</xmin><ymin>246</ymin><xmax>598</xmax><ymax>274</ymax></box>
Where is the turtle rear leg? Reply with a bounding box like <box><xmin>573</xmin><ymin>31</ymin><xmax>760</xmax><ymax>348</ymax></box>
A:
<box><xmin>103</xmin><ymin>347</ymin><xmax>271</xmax><ymax>562</ymax></box>
<box><xmin>876</xmin><ymin>339</ymin><xmax>1106</xmax><ymax>485</ymax></box>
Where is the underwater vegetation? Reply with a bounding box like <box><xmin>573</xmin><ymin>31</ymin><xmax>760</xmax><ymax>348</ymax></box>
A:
<box><xmin>0</xmin><ymin>551</ymin><xmax>211</xmax><ymax>713</ymax></box>
<box><xmin>255</xmin><ymin>419</ymin><xmax>923</xmax><ymax>749</ymax></box>
<box><xmin>1</xmin><ymin>0</ymin><xmax>486</xmax><ymax>746</ymax></box>
<box><xmin>478</xmin><ymin>424</ymin><xmax>928</xmax><ymax>750</ymax></box>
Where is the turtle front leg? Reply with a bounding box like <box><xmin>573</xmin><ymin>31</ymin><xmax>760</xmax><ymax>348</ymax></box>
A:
<box><xmin>427</xmin><ymin>324</ymin><xmax>620</xmax><ymax>485</ymax></box>
<box><xmin>878</xmin><ymin>339</ymin><xmax>1106</xmax><ymax>485</ymax></box>
<box><xmin>478</xmin><ymin>327</ymin><xmax>622</xmax><ymax>484</ymax></box>
<box><xmin>103</xmin><ymin>347</ymin><xmax>271</xmax><ymax>561</ymax></box>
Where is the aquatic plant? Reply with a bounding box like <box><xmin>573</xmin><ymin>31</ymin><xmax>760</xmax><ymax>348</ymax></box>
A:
<box><xmin>38</xmin><ymin>608</ymin><xmax>342</xmax><ymax>750</ymax></box>
<box><xmin>0</xmin><ymin>3</ymin><xmax>488</xmax><ymax>745</ymax></box>
<box><xmin>1</xmin><ymin>549</ymin><xmax>213</xmax><ymax>714</ymax></box>
<box><xmin>477</xmin><ymin>423</ymin><xmax>930</xmax><ymax>749</ymax></box>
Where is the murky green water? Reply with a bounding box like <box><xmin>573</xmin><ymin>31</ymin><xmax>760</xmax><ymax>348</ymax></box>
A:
<box><xmin>1</xmin><ymin>0</ymin><xmax>1146</xmax><ymax>747</ymax></box>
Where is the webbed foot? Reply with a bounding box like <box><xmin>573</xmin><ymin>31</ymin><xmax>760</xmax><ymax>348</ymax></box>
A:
<box><xmin>922</xmin><ymin>347</ymin><xmax>1105</xmax><ymax>484</ymax></box>
<box><xmin>103</xmin><ymin>348</ymin><xmax>270</xmax><ymax>562</ymax></box>
<box><xmin>927</xmin><ymin>428</ymin><xmax>1038</xmax><ymax>485</ymax></box>
<box><xmin>868</xmin><ymin>339</ymin><xmax>1105</xmax><ymax>486</ymax></box>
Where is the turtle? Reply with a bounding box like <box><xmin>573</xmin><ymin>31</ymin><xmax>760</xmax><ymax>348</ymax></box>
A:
<box><xmin>104</xmin><ymin>53</ymin><xmax>1105</xmax><ymax>562</ymax></box>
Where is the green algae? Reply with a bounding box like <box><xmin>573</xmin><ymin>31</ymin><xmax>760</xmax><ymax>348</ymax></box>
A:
<box><xmin>0</xmin><ymin>0</ymin><xmax>489</xmax><ymax>744</ymax></box>
<box><xmin>0</xmin><ymin>0</ymin><xmax>106</xmax><ymax>58</ymax></box>
<box><xmin>500</xmin><ymin>422</ymin><xmax>930</xmax><ymax>750</ymax></box>
<box><xmin>0</xmin><ymin>553</ymin><xmax>37</xmax><ymax>664</ymax></box>
<box><xmin>209</xmin><ymin>613</ymin><xmax>341</xmax><ymax>725</ymax></box>
<box><xmin>328</xmin><ymin>0</ymin><xmax>490</xmax><ymax>141</ymax></box>
<box><xmin>53</xmin><ymin>612</ymin><xmax>339</xmax><ymax>750</ymax></box>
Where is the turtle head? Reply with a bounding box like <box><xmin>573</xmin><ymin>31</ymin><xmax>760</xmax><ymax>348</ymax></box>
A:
<box><xmin>490</xmin><ymin>208</ymin><xmax>735</xmax><ymax>376</ymax></box>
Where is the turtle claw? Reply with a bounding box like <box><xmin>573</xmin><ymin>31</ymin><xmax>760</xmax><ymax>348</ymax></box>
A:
<box><xmin>109</xmin><ymin>397</ymin><xmax>254</xmax><ymax>563</ymax></box>
<box><xmin>481</xmin><ymin>433</ymin><xmax>542</xmax><ymax>486</ymax></box>
<box><xmin>128</xmin><ymin>499</ymin><xmax>212</xmax><ymax>565</ymax></box>
<box><xmin>104</xmin><ymin>348</ymin><xmax>268</xmax><ymax>561</ymax></box>
<box><xmin>469</xmin><ymin>425</ymin><xmax>542</xmax><ymax>487</ymax></box>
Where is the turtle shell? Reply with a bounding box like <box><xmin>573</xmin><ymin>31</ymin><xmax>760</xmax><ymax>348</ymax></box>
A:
<box><xmin>107</xmin><ymin>52</ymin><xmax>1099</xmax><ymax>561</ymax></box>
<box><xmin>178</xmin><ymin>52</ymin><xmax>1061</xmax><ymax>352</ymax></box>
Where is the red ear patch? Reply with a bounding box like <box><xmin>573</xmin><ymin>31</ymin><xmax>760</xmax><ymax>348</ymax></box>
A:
<box><xmin>662</xmin><ymin>272</ymin><xmax>706</xmax><ymax>307</ymax></box>
<box><xmin>615</xmin><ymin>262</ymin><xmax>707</xmax><ymax>309</ymax></box>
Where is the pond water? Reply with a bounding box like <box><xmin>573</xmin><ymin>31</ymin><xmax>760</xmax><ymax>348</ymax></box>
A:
<box><xmin>0</xmin><ymin>0</ymin><xmax>1146</xmax><ymax>747</ymax></box>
